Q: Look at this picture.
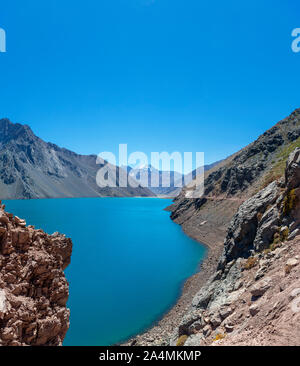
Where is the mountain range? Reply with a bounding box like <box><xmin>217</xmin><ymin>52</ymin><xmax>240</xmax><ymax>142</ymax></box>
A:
<box><xmin>0</xmin><ymin>118</ymin><xmax>153</xmax><ymax>199</ymax></box>
<box><xmin>123</xmin><ymin>161</ymin><xmax>222</xmax><ymax>197</ymax></box>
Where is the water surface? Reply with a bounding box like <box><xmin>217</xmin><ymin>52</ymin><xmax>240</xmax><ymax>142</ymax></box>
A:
<box><xmin>4</xmin><ymin>198</ymin><xmax>206</xmax><ymax>345</ymax></box>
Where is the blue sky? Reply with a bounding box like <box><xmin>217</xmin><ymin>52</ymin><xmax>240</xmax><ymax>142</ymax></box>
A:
<box><xmin>0</xmin><ymin>0</ymin><xmax>300</xmax><ymax>165</ymax></box>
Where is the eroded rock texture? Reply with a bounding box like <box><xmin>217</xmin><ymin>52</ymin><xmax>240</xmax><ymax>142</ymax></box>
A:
<box><xmin>166</xmin><ymin>148</ymin><xmax>300</xmax><ymax>346</ymax></box>
<box><xmin>0</xmin><ymin>205</ymin><xmax>72</xmax><ymax>346</ymax></box>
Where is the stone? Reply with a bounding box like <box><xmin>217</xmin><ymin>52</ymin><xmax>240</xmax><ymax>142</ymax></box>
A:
<box><xmin>286</xmin><ymin>258</ymin><xmax>299</xmax><ymax>268</ymax></box>
<box><xmin>249</xmin><ymin>303</ymin><xmax>259</xmax><ymax>316</ymax></box>
<box><xmin>203</xmin><ymin>325</ymin><xmax>211</xmax><ymax>337</ymax></box>
<box><xmin>0</xmin><ymin>289</ymin><xmax>7</xmax><ymax>319</ymax></box>
<box><xmin>250</xmin><ymin>277</ymin><xmax>272</xmax><ymax>298</ymax></box>
<box><xmin>0</xmin><ymin>213</ymin><xmax>9</xmax><ymax>224</ymax></box>
<box><xmin>254</xmin><ymin>259</ymin><xmax>270</xmax><ymax>280</ymax></box>
<box><xmin>224</xmin><ymin>323</ymin><xmax>234</xmax><ymax>332</ymax></box>
<box><xmin>14</xmin><ymin>216</ymin><xmax>26</xmax><ymax>227</ymax></box>
<box><xmin>192</xmin><ymin>284</ymin><xmax>214</xmax><ymax>309</ymax></box>
<box><xmin>210</xmin><ymin>312</ymin><xmax>222</xmax><ymax>327</ymax></box>
<box><xmin>219</xmin><ymin>306</ymin><xmax>233</xmax><ymax>319</ymax></box>
<box><xmin>188</xmin><ymin>319</ymin><xmax>204</xmax><ymax>333</ymax></box>
<box><xmin>183</xmin><ymin>333</ymin><xmax>204</xmax><ymax>346</ymax></box>
<box><xmin>254</xmin><ymin>267</ymin><xmax>266</xmax><ymax>281</ymax></box>
<box><xmin>233</xmin><ymin>280</ymin><xmax>243</xmax><ymax>291</ymax></box>
<box><xmin>288</xmin><ymin>229</ymin><xmax>300</xmax><ymax>241</ymax></box>
<box><xmin>285</xmin><ymin>147</ymin><xmax>300</xmax><ymax>189</ymax></box>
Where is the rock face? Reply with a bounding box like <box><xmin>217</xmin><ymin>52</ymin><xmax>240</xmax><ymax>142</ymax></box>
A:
<box><xmin>168</xmin><ymin>109</ymin><xmax>300</xmax><ymax>249</ymax></box>
<box><xmin>161</xmin><ymin>148</ymin><xmax>300</xmax><ymax>346</ymax></box>
<box><xmin>0</xmin><ymin>203</ymin><xmax>72</xmax><ymax>346</ymax></box>
<box><xmin>124</xmin><ymin>111</ymin><xmax>300</xmax><ymax>347</ymax></box>
<box><xmin>0</xmin><ymin>118</ymin><xmax>153</xmax><ymax>199</ymax></box>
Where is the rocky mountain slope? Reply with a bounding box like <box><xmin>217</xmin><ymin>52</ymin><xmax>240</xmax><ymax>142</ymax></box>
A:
<box><xmin>0</xmin><ymin>118</ymin><xmax>153</xmax><ymax>199</ymax></box>
<box><xmin>132</xmin><ymin>147</ymin><xmax>300</xmax><ymax>347</ymax></box>
<box><xmin>0</xmin><ymin>202</ymin><xmax>72</xmax><ymax>345</ymax></box>
<box><xmin>127</xmin><ymin>109</ymin><xmax>300</xmax><ymax>347</ymax></box>
<box><xmin>168</xmin><ymin>108</ymin><xmax>300</xmax><ymax>248</ymax></box>
<box><xmin>165</xmin><ymin>147</ymin><xmax>300</xmax><ymax>346</ymax></box>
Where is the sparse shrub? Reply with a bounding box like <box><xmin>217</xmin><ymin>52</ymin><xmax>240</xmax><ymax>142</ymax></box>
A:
<box><xmin>270</xmin><ymin>241</ymin><xmax>282</xmax><ymax>251</ymax></box>
<box><xmin>269</xmin><ymin>232</ymin><xmax>281</xmax><ymax>251</ymax></box>
<box><xmin>283</xmin><ymin>189</ymin><xmax>297</xmax><ymax>216</ymax></box>
<box><xmin>260</xmin><ymin>136</ymin><xmax>300</xmax><ymax>190</ymax></box>
<box><xmin>285</xmin><ymin>264</ymin><xmax>291</xmax><ymax>275</ymax></box>
<box><xmin>243</xmin><ymin>257</ymin><xmax>258</xmax><ymax>270</ymax></box>
<box><xmin>273</xmin><ymin>232</ymin><xmax>281</xmax><ymax>244</ymax></box>
<box><xmin>214</xmin><ymin>333</ymin><xmax>225</xmax><ymax>341</ymax></box>
<box><xmin>280</xmin><ymin>227</ymin><xmax>289</xmax><ymax>242</ymax></box>
<box><xmin>261</xmin><ymin>174</ymin><xmax>282</xmax><ymax>189</ymax></box>
<box><xmin>176</xmin><ymin>335</ymin><xmax>188</xmax><ymax>346</ymax></box>
<box><xmin>267</xmin><ymin>226</ymin><xmax>289</xmax><ymax>251</ymax></box>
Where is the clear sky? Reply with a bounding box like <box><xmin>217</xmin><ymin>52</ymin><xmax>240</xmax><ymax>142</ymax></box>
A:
<box><xmin>0</xmin><ymin>0</ymin><xmax>300</xmax><ymax>165</ymax></box>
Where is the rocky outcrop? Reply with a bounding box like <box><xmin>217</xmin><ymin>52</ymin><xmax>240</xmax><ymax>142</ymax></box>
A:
<box><xmin>163</xmin><ymin>148</ymin><xmax>300</xmax><ymax>346</ymax></box>
<box><xmin>221</xmin><ymin>147</ymin><xmax>300</xmax><ymax>266</ymax></box>
<box><xmin>168</xmin><ymin>109</ymin><xmax>300</xmax><ymax>250</ymax></box>
<box><xmin>0</xmin><ymin>203</ymin><xmax>72</xmax><ymax>346</ymax></box>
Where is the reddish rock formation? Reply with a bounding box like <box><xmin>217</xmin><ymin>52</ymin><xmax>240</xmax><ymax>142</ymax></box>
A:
<box><xmin>165</xmin><ymin>147</ymin><xmax>300</xmax><ymax>346</ymax></box>
<box><xmin>0</xmin><ymin>203</ymin><xmax>72</xmax><ymax>346</ymax></box>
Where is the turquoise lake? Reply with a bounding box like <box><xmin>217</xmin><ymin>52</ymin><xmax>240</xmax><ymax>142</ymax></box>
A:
<box><xmin>3</xmin><ymin>198</ymin><xmax>206</xmax><ymax>346</ymax></box>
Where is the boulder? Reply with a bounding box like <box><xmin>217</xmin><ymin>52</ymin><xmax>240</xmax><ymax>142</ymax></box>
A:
<box><xmin>209</xmin><ymin>312</ymin><xmax>222</xmax><ymax>327</ymax></box>
<box><xmin>286</xmin><ymin>258</ymin><xmax>299</xmax><ymax>268</ymax></box>
<box><xmin>219</xmin><ymin>306</ymin><xmax>233</xmax><ymax>319</ymax></box>
<box><xmin>250</xmin><ymin>277</ymin><xmax>272</xmax><ymax>298</ymax></box>
<box><xmin>219</xmin><ymin>181</ymin><xmax>279</xmax><ymax>268</ymax></box>
<box><xmin>249</xmin><ymin>303</ymin><xmax>260</xmax><ymax>316</ymax></box>
<box><xmin>285</xmin><ymin>147</ymin><xmax>300</xmax><ymax>189</ymax></box>
<box><xmin>183</xmin><ymin>333</ymin><xmax>204</xmax><ymax>346</ymax></box>
<box><xmin>0</xmin><ymin>289</ymin><xmax>7</xmax><ymax>319</ymax></box>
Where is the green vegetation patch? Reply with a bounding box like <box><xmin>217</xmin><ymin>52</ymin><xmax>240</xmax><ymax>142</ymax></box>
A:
<box><xmin>213</xmin><ymin>333</ymin><xmax>225</xmax><ymax>341</ymax></box>
<box><xmin>262</xmin><ymin>137</ymin><xmax>300</xmax><ymax>187</ymax></box>
<box><xmin>243</xmin><ymin>256</ymin><xmax>258</xmax><ymax>270</ymax></box>
<box><xmin>283</xmin><ymin>189</ymin><xmax>297</xmax><ymax>216</ymax></box>
<box><xmin>176</xmin><ymin>335</ymin><xmax>188</xmax><ymax>346</ymax></box>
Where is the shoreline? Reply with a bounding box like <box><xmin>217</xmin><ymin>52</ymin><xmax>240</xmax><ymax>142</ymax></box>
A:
<box><xmin>122</xmin><ymin>224</ymin><xmax>224</xmax><ymax>346</ymax></box>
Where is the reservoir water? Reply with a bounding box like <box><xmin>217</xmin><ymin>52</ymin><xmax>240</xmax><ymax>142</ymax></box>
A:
<box><xmin>4</xmin><ymin>198</ymin><xmax>206</xmax><ymax>346</ymax></box>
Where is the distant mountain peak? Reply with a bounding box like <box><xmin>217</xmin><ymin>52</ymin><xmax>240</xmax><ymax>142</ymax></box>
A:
<box><xmin>0</xmin><ymin>118</ymin><xmax>35</xmax><ymax>144</ymax></box>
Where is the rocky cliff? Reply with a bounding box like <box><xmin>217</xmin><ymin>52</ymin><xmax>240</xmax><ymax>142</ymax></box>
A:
<box><xmin>165</xmin><ymin>148</ymin><xmax>300</xmax><ymax>346</ymax></box>
<box><xmin>0</xmin><ymin>118</ymin><xmax>153</xmax><ymax>199</ymax></box>
<box><xmin>0</xmin><ymin>203</ymin><xmax>72</xmax><ymax>345</ymax></box>
<box><xmin>168</xmin><ymin>109</ymin><xmax>300</xmax><ymax>248</ymax></box>
<box><xmin>128</xmin><ymin>110</ymin><xmax>300</xmax><ymax>346</ymax></box>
